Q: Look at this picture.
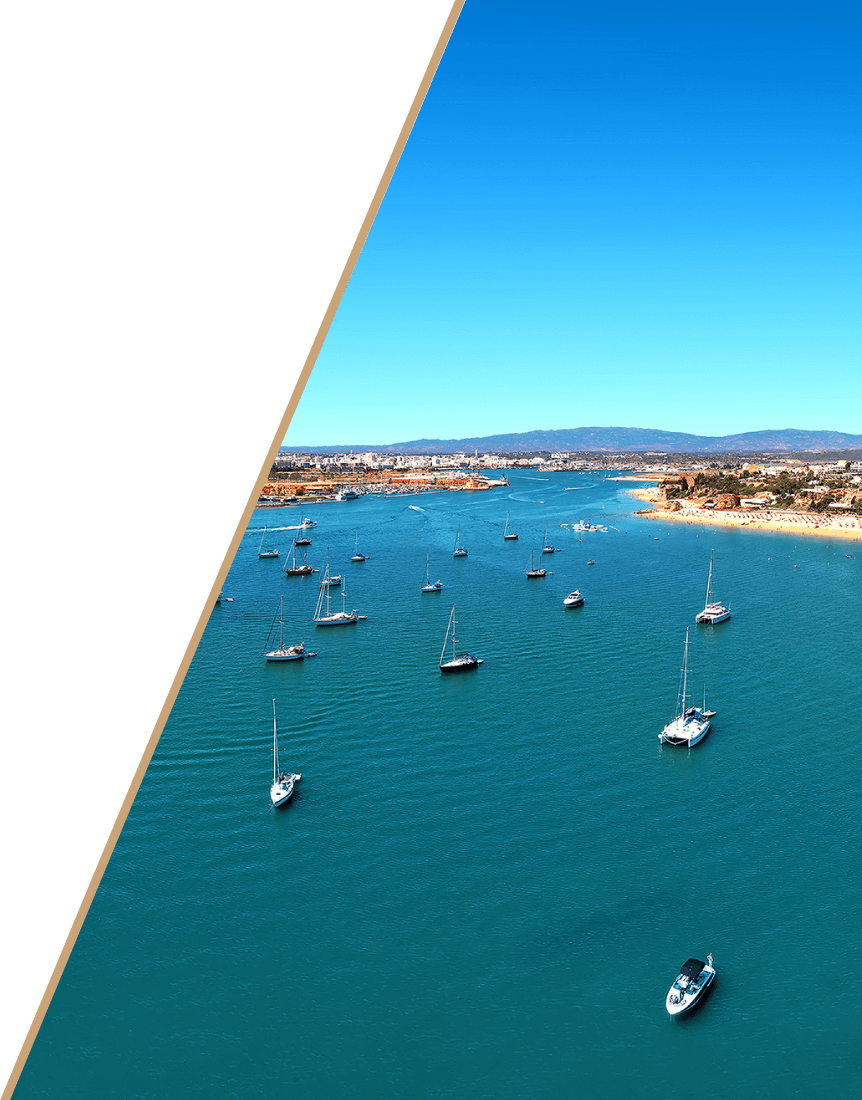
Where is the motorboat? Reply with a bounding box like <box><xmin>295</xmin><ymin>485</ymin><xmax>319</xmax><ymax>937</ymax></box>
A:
<box><xmin>659</xmin><ymin>628</ymin><xmax>715</xmax><ymax>746</ymax></box>
<box><xmin>666</xmin><ymin>955</ymin><xmax>715</xmax><ymax>1016</ymax></box>
<box><xmin>439</xmin><ymin>604</ymin><xmax>483</xmax><ymax>673</ymax></box>
<box><xmin>563</xmin><ymin>589</ymin><xmax>584</xmax><ymax>608</ymax></box>
<box><xmin>269</xmin><ymin>699</ymin><xmax>302</xmax><ymax>808</ymax></box>
<box><xmin>300</xmin><ymin>516</ymin><xmax>317</xmax><ymax>528</ymax></box>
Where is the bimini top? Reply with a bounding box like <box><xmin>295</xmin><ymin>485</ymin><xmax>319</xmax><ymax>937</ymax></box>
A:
<box><xmin>680</xmin><ymin>959</ymin><xmax>706</xmax><ymax>980</ymax></box>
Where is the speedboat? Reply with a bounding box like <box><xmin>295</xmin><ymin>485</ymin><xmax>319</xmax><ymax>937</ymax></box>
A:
<box><xmin>666</xmin><ymin>955</ymin><xmax>715</xmax><ymax>1016</ymax></box>
<box><xmin>563</xmin><ymin>590</ymin><xmax>584</xmax><ymax>608</ymax></box>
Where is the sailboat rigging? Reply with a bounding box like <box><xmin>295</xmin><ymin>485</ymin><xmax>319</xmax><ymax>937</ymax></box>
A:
<box><xmin>439</xmin><ymin>604</ymin><xmax>483</xmax><ymax>672</ymax></box>
<box><xmin>269</xmin><ymin>699</ymin><xmax>302</xmax><ymax>807</ymax></box>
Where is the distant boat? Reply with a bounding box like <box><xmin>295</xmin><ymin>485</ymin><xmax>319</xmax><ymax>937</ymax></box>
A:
<box><xmin>563</xmin><ymin>589</ymin><xmax>584</xmax><ymax>608</ymax></box>
<box><xmin>503</xmin><ymin>512</ymin><xmax>519</xmax><ymax>540</ymax></box>
<box><xmin>300</xmin><ymin>515</ymin><xmax>317</xmax><ymax>529</ymax></box>
<box><xmin>335</xmin><ymin>488</ymin><xmax>359</xmax><ymax>501</ymax></box>
<box><xmin>313</xmin><ymin>565</ymin><xmax>361</xmax><ymax>626</ymax></box>
<box><xmin>421</xmin><ymin>553</ymin><xmax>443</xmax><ymax>593</ymax></box>
<box><xmin>695</xmin><ymin>551</ymin><xmax>731</xmax><ymax>624</ymax></box>
<box><xmin>666</xmin><ymin>954</ymin><xmax>715</xmax><ymax>1016</ymax></box>
<box><xmin>526</xmin><ymin>550</ymin><xmax>546</xmax><ymax>578</ymax></box>
<box><xmin>258</xmin><ymin>527</ymin><xmax>280</xmax><ymax>559</ymax></box>
<box><xmin>284</xmin><ymin>544</ymin><xmax>314</xmax><ymax>576</ymax></box>
<box><xmin>439</xmin><ymin>604</ymin><xmax>483</xmax><ymax>673</ymax></box>
<box><xmin>587</xmin><ymin>560</ymin><xmax>595</xmax><ymax>565</ymax></box>
<box><xmin>659</xmin><ymin>627</ymin><xmax>715</xmax><ymax>746</ymax></box>
<box><xmin>541</xmin><ymin>525</ymin><xmax>557</xmax><ymax>553</ymax></box>
<box><xmin>263</xmin><ymin>596</ymin><xmax>316</xmax><ymax>661</ymax></box>
<box><xmin>269</xmin><ymin>699</ymin><xmax>302</xmax><ymax>808</ymax></box>
<box><xmin>350</xmin><ymin>530</ymin><xmax>369</xmax><ymax>562</ymax></box>
<box><xmin>453</xmin><ymin>527</ymin><xmax>468</xmax><ymax>557</ymax></box>
<box><xmin>320</xmin><ymin>546</ymin><xmax>341</xmax><ymax>587</ymax></box>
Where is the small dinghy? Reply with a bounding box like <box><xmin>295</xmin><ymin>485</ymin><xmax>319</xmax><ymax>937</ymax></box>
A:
<box><xmin>666</xmin><ymin>954</ymin><xmax>715</xmax><ymax>1016</ymax></box>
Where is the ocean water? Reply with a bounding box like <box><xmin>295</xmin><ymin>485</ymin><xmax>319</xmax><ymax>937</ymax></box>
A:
<box><xmin>15</xmin><ymin>473</ymin><xmax>862</xmax><ymax>1100</ymax></box>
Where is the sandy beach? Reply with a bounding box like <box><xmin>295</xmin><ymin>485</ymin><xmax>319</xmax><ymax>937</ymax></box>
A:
<box><xmin>629</xmin><ymin>488</ymin><xmax>862</xmax><ymax>541</ymax></box>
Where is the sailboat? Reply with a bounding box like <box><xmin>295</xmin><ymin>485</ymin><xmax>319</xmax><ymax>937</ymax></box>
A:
<box><xmin>320</xmin><ymin>546</ymin><xmax>341</xmax><ymax>587</ymax></box>
<box><xmin>263</xmin><ymin>596</ymin><xmax>316</xmax><ymax>661</ymax></box>
<box><xmin>526</xmin><ymin>550</ymin><xmax>546</xmax><ymax>578</ymax></box>
<box><xmin>284</xmin><ymin>543</ymin><xmax>314</xmax><ymax>576</ymax></box>
<box><xmin>258</xmin><ymin>527</ymin><xmax>279</xmax><ymax>559</ymax></box>
<box><xmin>269</xmin><ymin>699</ymin><xmax>302</xmax><ymax>808</ymax></box>
<box><xmin>541</xmin><ymin>525</ymin><xmax>557</xmax><ymax>553</ymax></box>
<box><xmin>421</xmin><ymin>553</ymin><xmax>443</xmax><ymax>592</ymax></box>
<box><xmin>695</xmin><ymin>551</ymin><xmax>731</xmax><ymax>624</ymax></box>
<box><xmin>659</xmin><ymin>627</ymin><xmax>716</xmax><ymax>746</ymax></box>
<box><xmin>439</xmin><ymin>604</ymin><xmax>483</xmax><ymax>672</ymax></box>
<box><xmin>313</xmin><ymin>566</ymin><xmax>363</xmax><ymax>626</ymax></box>
<box><xmin>503</xmin><ymin>512</ymin><xmax>519</xmax><ymax>540</ymax></box>
<box><xmin>453</xmin><ymin>527</ymin><xmax>468</xmax><ymax>557</ymax></box>
<box><xmin>350</xmin><ymin>530</ymin><xmax>369</xmax><ymax>562</ymax></box>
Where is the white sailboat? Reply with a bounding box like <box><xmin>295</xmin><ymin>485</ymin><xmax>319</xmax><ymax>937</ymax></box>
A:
<box><xmin>269</xmin><ymin>699</ymin><xmax>302</xmax><ymax>808</ymax></box>
<box><xmin>453</xmin><ymin>527</ymin><xmax>468</xmax><ymax>557</ymax></box>
<box><xmin>526</xmin><ymin>550</ymin><xmax>546</xmax><ymax>578</ymax></box>
<box><xmin>439</xmin><ymin>604</ymin><xmax>483</xmax><ymax>672</ymax></box>
<box><xmin>320</xmin><ymin>546</ymin><xmax>341</xmax><ymax>587</ymax></box>
<box><xmin>695</xmin><ymin>551</ymin><xmax>731</xmax><ymax>624</ymax></box>
<box><xmin>350</xmin><ymin>530</ymin><xmax>369</xmax><ymax>562</ymax></box>
<box><xmin>258</xmin><ymin>527</ymin><xmax>279</xmax><ymax>558</ymax></box>
<box><xmin>313</xmin><ymin>565</ymin><xmax>362</xmax><ymax>626</ymax></box>
<box><xmin>541</xmin><ymin>525</ymin><xmax>557</xmax><ymax>553</ymax></box>
<box><xmin>659</xmin><ymin>627</ymin><xmax>716</xmax><ymax>746</ymax></box>
<box><xmin>503</xmin><ymin>511</ymin><xmax>519</xmax><ymax>540</ymax></box>
<box><xmin>263</xmin><ymin>596</ymin><xmax>316</xmax><ymax>661</ymax></box>
<box><xmin>421</xmin><ymin>553</ymin><xmax>443</xmax><ymax>592</ymax></box>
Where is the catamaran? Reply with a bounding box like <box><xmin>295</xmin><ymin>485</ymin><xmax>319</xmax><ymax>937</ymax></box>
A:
<box><xmin>659</xmin><ymin>627</ymin><xmax>716</xmax><ymax>746</ymax></box>
<box><xmin>269</xmin><ymin>699</ymin><xmax>302</xmax><ymax>808</ymax></box>
<box><xmin>666</xmin><ymin>955</ymin><xmax>716</xmax><ymax>1016</ymax></box>
<box><xmin>258</xmin><ymin>527</ymin><xmax>279</xmax><ymax>559</ymax></box>
<box><xmin>453</xmin><ymin>527</ymin><xmax>468</xmax><ymax>557</ymax></box>
<box><xmin>421</xmin><ymin>554</ymin><xmax>443</xmax><ymax>592</ymax></box>
<box><xmin>695</xmin><ymin>551</ymin><xmax>731</xmax><ymax>624</ymax></box>
<box><xmin>263</xmin><ymin>596</ymin><xmax>316</xmax><ymax>661</ymax></box>
<box><xmin>503</xmin><ymin>512</ymin><xmax>519</xmax><ymax>540</ymax></box>
<box><xmin>439</xmin><ymin>604</ymin><xmax>483</xmax><ymax>672</ymax></box>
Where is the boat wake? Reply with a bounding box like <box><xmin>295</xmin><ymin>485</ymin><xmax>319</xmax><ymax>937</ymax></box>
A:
<box><xmin>407</xmin><ymin>505</ymin><xmax>425</xmax><ymax>512</ymax></box>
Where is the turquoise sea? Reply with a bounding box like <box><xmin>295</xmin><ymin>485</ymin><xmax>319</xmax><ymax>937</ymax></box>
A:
<box><xmin>15</xmin><ymin>473</ymin><xmax>862</xmax><ymax>1099</ymax></box>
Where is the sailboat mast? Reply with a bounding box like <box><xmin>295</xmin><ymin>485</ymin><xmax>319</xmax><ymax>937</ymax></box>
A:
<box><xmin>279</xmin><ymin>596</ymin><xmax>284</xmax><ymax>649</ymax></box>
<box><xmin>440</xmin><ymin>606</ymin><xmax>455</xmax><ymax>664</ymax></box>
<box><xmin>681</xmin><ymin>627</ymin><xmax>690</xmax><ymax>713</ymax></box>
<box><xmin>705</xmin><ymin>553</ymin><xmax>714</xmax><ymax>606</ymax></box>
<box><xmin>272</xmin><ymin>699</ymin><xmax>279</xmax><ymax>783</ymax></box>
<box><xmin>259</xmin><ymin>527</ymin><xmax>266</xmax><ymax>554</ymax></box>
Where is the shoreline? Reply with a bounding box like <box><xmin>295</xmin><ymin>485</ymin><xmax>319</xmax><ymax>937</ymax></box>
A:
<box><xmin>628</xmin><ymin>488</ymin><xmax>862</xmax><ymax>542</ymax></box>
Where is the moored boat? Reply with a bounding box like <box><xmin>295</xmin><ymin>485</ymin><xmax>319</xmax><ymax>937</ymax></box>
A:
<box><xmin>666</xmin><ymin>954</ymin><xmax>715</xmax><ymax>1016</ymax></box>
<box><xmin>453</xmin><ymin>527</ymin><xmax>468</xmax><ymax>557</ymax></box>
<box><xmin>421</xmin><ymin>553</ymin><xmax>443</xmax><ymax>592</ymax></box>
<box><xmin>439</xmin><ymin>604</ymin><xmax>483</xmax><ymax>672</ymax></box>
<box><xmin>563</xmin><ymin>589</ymin><xmax>584</xmax><ymax>607</ymax></box>
<box><xmin>258</xmin><ymin>527</ymin><xmax>280</xmax><ymax>558</ymax></box>
<box><xmin>269</xmin><ymin>699</ymin><xmax>302</xmax><ymax>808</ymax></box>
<box><xmin>503</xmin><ymin>511</ymin><xmax>519</xmax><ymax>540</ymax></box>
<box><xmin>526</xmin><ymin>549</ymin><xmax>546</xmax><ymax>578</ymax></box>
<box><xmin>659</xmin><ymin>628</ymin><xmax>715</xmax><ymax>746</ymax></box>
<box><xmin>263</xmin><ymin>596</ymin><xmax>317</xmax><ymax>661</ymax></box>
<box><xmin>695</xmin><ymin>550</ymin><xmax>731</xmax><ymax>624</ymax></box>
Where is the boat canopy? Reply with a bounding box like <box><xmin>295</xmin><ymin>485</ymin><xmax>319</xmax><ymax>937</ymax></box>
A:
<box><xmin>679</xmin><ymin>959</ymin><xmax>706</xmax><ymax>980</ymax></box>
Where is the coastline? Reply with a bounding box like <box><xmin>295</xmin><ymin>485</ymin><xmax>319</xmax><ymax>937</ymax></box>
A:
<box><xmin>628</xmin><ymin>488</ymin><xmax>862</xmax><ymax>542</ymax></box>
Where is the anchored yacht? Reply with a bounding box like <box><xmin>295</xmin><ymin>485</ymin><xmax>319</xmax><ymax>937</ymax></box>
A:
<box><xmin>695</xmin><ymin>551</ymin><xmax>731</xmax><ymax>624</ymax></box>
<box><xmin>666</xmin><ymin>955</ymin><xmax>715</xmax><ymax>1016</ymax></box>
<box><xmin>659</xmin><ymin>628</ymin><xmax>715</xmax><ymax>746</ymax></box>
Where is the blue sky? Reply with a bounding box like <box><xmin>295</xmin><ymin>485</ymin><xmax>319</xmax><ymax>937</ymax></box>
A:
<box><xmin>286</xmin><ymin>1</ymin><xmax>862</xmax><ymax>446</ymax></box>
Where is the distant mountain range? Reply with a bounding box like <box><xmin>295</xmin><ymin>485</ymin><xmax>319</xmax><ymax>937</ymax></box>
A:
<box><xmin>285</xmin><ymin>427</ymin><xmax>862</xmax><ymax>455</ymax></box>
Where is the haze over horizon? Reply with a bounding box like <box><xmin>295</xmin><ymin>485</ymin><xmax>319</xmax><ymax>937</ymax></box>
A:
<box><xmin>284</xmin><ymin>1</ymin><xmax>862</xmax><ymax>447</ymax></box>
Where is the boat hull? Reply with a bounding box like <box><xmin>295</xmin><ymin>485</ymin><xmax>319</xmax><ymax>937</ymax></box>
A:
<box><xmin>440</xmin><ymin>657</ymin><xmax>483</xmax><ymax>673</ymax></box>
<box><xmin>659</xmin><ymin>717</ymin><xmax>711</xmax><ymax>746</ymax></box>
<box><xmin>314</xmin><ymin>614</ymin><xmax>358</xmax><ymax>626</ymax></box>
<box><xmin>696</xmin><ymin>609</ymin><xmax>731</xmax><ymax>624</ymax></box>
<box><xmin>666</xmin><ymin>966</ymin><xmax>715</xmax><ymax>1015</ymax></box>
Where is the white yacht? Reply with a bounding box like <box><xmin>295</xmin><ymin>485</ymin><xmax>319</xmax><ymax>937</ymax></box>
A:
<box><xmin>563</xmin><ymin>589</ymin><xmax>584</xmax><ymax>608</ymax></box>
<box><xmin>659</xmin><ymin>628</ymin><xmax>715</xmax><ymax>746</ymax></box>
<box><xmin>269</xmin><ymin>699</ymin><xmax>302</xmax><ymax>808</ymax></box>
<box><xmin>439</xmin><ymin>604</ymin><xmax>483</xmax><ymax>673</ymax></box>
<box><xmin>503</xmin><ymin>512</ymin><xmax>519</xmax><ymax>540</ymax></box>
<box><xmin>300</xmin><ymin>515</ymin><xmax>317</xmax><ymax>529</ymax></box>
<box><xmin>666</xmin><ymin>955</ymin><xmax>715</xmax><ymax>1016</ymax></box>
<box><xmin>695</xmin><ymin>551</ymin><xmax>731</xmax><ymax>624</ymax></box>
<box><xmin>453</xmin><ymin>527</ymin><xmax>468</xmax><ymax>557</ymax></box>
